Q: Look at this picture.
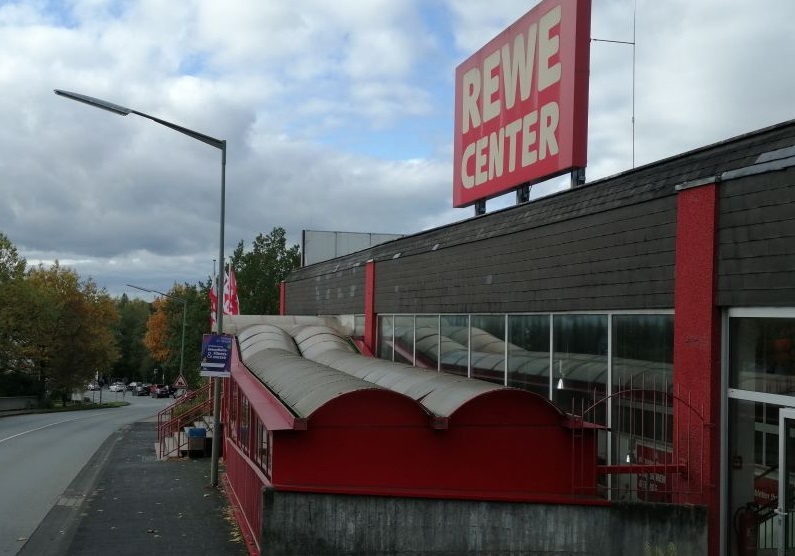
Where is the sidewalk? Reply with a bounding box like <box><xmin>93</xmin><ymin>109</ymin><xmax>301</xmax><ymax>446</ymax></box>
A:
<box><xmin>19</xmin><ymin>420</ymin><xmax>248</xmax><ymax>556</ymax></box>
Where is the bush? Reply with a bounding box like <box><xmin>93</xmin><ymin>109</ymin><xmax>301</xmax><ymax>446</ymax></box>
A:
<box><xmin>0</xmin><ymin>371</ymin><xmax>43</xmax><ymax>397</ymax></box>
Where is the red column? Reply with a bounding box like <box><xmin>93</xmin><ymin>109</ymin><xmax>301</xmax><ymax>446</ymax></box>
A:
<box><xmin>279</xmin><ymin>280</ymin><xmax>286</xmax><ymax>316</ymax></box>
<box><xmin>363</xmin><ymin>260</ymin><xmax>376</xmax><ymax>356</ymax></box>
<box><xmin>674</xmin><ymin>181</ymin><xmax>721</xmax><ymax>555</ymax></box>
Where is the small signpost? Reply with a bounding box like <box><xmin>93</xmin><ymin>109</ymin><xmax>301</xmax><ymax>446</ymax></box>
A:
<box><xmin>173</xmin><ymin>374</ymin><xmax>188</xmax><ymax>388</ymax></box>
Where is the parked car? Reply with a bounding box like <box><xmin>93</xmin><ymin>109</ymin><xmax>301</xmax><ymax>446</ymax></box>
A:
<box><xmin>86</xmin><ymin>382</ymin><xmax>100</xmax><ymax>391</ymax></box>
<box><xmin>133</xmin><ymin>383</ymin><xmax>151</xmax><ymax>396</ymax></box>
<box><xmin>109</xmin><ymin>381</ymin><xmax>126</xmax><ymax>392</ymax></box>
<box><xmin>151</xmin><ymin>384</ymin><xmax>171</xmax><ymax>398</ymax></box>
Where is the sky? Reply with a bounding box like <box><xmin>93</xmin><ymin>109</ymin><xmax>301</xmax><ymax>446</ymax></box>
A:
<box><xmin>1</xmin><ymin>0</ymin><xmax>794</xmax><ymax>300</ymax></box>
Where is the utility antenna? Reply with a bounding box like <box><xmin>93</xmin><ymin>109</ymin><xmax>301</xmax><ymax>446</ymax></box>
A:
<box><xmin>592</xmin><ymin>0</ymin><xmax>637</xmax><ymax>167</ymax></box>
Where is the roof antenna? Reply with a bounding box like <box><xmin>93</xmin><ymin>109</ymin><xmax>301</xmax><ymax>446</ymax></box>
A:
<box><xmin>592</xmin><ymin>0</ymin><xmax>637</xmax><ymax>168</ymax></box>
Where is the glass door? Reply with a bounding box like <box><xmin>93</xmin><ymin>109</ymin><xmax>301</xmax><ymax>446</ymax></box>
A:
<box><xmin>779</xmin><ymin>408</ymin><xmax>795</xmax><ymax>555</ymax></box>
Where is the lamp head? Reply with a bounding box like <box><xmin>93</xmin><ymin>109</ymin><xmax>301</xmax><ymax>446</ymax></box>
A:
<box><xmin>54</xmin><ymin>89</ymin><xmax>131</xmax><ymax>116</ymax></box>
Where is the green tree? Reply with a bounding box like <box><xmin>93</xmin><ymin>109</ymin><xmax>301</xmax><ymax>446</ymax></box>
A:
<box><xmin>0</xmin><ymin>232</ymin><xmax>26</xmax><ymax>284</ymax></box>
<box><xmin>231</xmin><ymin>227</ymin><xmax>300</xmax><ymax>315</ymax></box>
<box><xmin>112</xmin><ymin>294</ymin><xmax>153</xmax><ymax>382</ymax></box>
<box><xmin>25</xmin><ymin>263</ymin><xmax>120</xmax><ymax>401</ymax></box>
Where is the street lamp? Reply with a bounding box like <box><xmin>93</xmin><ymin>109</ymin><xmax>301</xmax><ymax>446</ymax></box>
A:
<box><xmin>126</xmin><ymin>284</ymin><xmax>187</xmax><ymax>381</ymax></box>
<box><xmin>55</xmin><ymin>89</ymin><xmax>227</xmax><ymax>486</ymax></box>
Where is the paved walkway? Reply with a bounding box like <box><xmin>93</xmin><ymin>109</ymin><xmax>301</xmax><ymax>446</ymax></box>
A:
<box><xmin>19</xmin><ymin>421</ymin><xmax>248</xmax><ymax>556</ymax></box>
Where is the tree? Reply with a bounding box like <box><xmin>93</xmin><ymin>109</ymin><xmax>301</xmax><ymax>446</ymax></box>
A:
<box><xmin>231</xmin><ymin>227</ymin><xmax>300</xmax><ymax>315</ymax></box>
<box><xmin>143</xmin><ymin>297</ymin><xmax>170</xmax><ymax>366</ymax></box>
<box><xmin>22</xmin><ymin>263</ymin><xmax>120</xmax><ymax>401</ymax></box>
<box><xmin>142</xmin><ymin>284</ymin><xmax>209</xmax><ymax>388</ymax></box>
<box><xmin>112</xmin><ymin>294</ymin><xmax>153</xmax><ymax>382</ymax></box>
<box><xmin>0</xmin><ymin>232</ymin><xmax>26</xmax><ymax>284</ymax></box>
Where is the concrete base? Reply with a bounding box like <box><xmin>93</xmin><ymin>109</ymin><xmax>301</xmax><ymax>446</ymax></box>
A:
<box><xmin>261</xmin><ymin>489</ymin><xmax>706</xmax><ymax>555</ymax></box>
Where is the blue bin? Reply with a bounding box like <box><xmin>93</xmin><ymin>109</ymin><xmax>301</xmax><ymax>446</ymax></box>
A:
<box><xmin>187</xmin><ymin>427</ymin><xmax>206</xmax><ymax>438</ymax></box>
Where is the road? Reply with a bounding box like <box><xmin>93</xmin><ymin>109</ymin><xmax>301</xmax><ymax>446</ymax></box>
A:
<box><xmin>0</xmin><ymin>391</ymin><xmax>172</xmax><ymax>556</ymax></box>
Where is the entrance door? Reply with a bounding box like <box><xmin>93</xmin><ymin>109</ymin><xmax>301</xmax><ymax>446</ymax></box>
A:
<box><xmin>778</xmin><ymin>408</ymin><xmax>795</xmax><ymax>555</ymax></box>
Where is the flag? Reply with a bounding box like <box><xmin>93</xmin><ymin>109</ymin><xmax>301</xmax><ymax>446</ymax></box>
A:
<box><xmin>209</xmin><ymin>266</ymin><xmax>218</xmax><ymax>332</ymax></box>
<box><xmin>223</xmin><ymin>264</ymin><xmax>240</xmax><ymax>316</ymax></box>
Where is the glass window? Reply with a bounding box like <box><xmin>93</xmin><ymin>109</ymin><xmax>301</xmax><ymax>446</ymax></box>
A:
<box><xmin>730</xmin><ymin>316</ymin><xmax>795</xmax><ymax>395</ymax></box>
<box><xmin>552</xmin><ymin>314</ymin><xmax>608</xmax><ymax>420</ymax></box>
<box><xmin>728</xmin><ymin>398</ymin><xmax>781</xmax><ymax>553</ymax></box>
<box><xmin>240</xmin><ymin>397</ymin><xmax>250</xmax><ymax>455</ymax></box>
<box><xmin>414</xmin><ymin>315</ymin><xmax>440</xmax><ymax>370</ymax></box>
<box><xmin>507</xmin><ymin>314</ymin><xmax>550</xmax><ymax>397</ymax></box>
<box><xmin>612</xmin><ymin>314</ymin><xmax>673</xmax><ymax>390</ymax></box>
<box><xmin>377</xmin><ymin>315</ymin><xmax>394</xmax><ymax>362</ymax></box>
<box><xmin>393</xmin><ymin>316</ymin><xmax>414</xmax><ymax>365</ymax></box>
<box><xmin>440</xmin><ymin>315</ymin><xmax>469</xmax><ymax>377</ymax></box>
<box><xmin>471</xmin><ymin>315</ymin><xmax>506</xmax><ymax>385</ymax></box>
<box><xmin>353</xmin><ymin>314</ymin><xmax>365</xmax><ymax>340</ymax></box>
<box><xmin>610</xmin><ymin>314</ymin><xmax>674</xmax><ymax>472</ymax></box>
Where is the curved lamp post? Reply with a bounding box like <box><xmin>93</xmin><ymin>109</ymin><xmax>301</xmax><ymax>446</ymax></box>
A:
<box><xmin>126</xmin><ymin>284</ymin><xmax>187</xmax><ymax>381</ymax></box>
<box><xmin>55</xmin><ymin>89</ymin><xmax>227</xmax><ymax>486</ymax></box>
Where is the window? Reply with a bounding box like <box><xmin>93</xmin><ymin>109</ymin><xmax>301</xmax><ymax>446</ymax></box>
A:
<box><xmin>415</xmin><ymin>315</ymin><xmax>440</xmax><ymax>370</ymax></box>
<box><xmin>393</xmin><ymin>316</ymin><xmax>414</xmax><ymax>365</ymax></box>
<box><xmin>377</xmin><ymin>315</ymin><xmax>394</xmax><ymax>361</ymax></box>
<box><xmin>441</xmin><ymin>315</ymin><xmax>469</xmax><ymax>377</ymax></box>
<box><xmin>507</xmin><ymin>314</ymin><xmax>551</xmax><ymax>397</ymax></box>
<box><xmin>730</xmin><ymin>316</ymin><xmax>795</xmax><ymax>395</ymax></box>
<box><xmin>552</xmin><ymin>314</ymin><xmax>608</xmax><ymax>420</ymax></box>
<box><xmin>470</xmin><ymin>315</ymin><xmax>506</xmax><ymax>385</ymax></box>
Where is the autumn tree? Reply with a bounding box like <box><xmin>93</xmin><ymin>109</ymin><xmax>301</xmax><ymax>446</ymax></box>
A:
<box><xmin>23</xmin><ymin>263</ymin><xmax>120</xmax><ymax>401</ymax></box>
<box><xmin>142</xmin><ymin>284</ymin><xmax>208</xmax><ymax>387</ymax></box>
<box><xmin>231</xmin><ymin>227</ymin><xmax>300</xmax><ymax>315</ymax></box>
<box><xmin>143</xmin><ymin>297</ymin><xmax>170</xmax><ymax>368</ymax></box>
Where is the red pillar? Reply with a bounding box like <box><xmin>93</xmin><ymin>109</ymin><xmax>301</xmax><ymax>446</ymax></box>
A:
<box><xmin>674</xmin><ymin>181</ymin><xmax>721</xmax><ymax>555</ymax></box>
<box><xmin>363</xmin><ymin>260</ymin><xmax>376</xmax><ymax>356</ymax></box>
<box><xmin>279</xmin><ymin>280</ymin><xmax>286</xmax><ymax>316</ymax></box>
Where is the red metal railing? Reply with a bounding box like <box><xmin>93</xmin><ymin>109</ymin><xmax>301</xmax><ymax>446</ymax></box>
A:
<box><xmin>156</xmin><ymin>382</ymin><xmax>214</xmax><ymax>459</ymax></box>
<box><xmin>223</xmin><ymin>438</ymin><xmax>269</xmax><ymax>556</ymax></box>
<box><xmin>572</xmin><ymin>381</ymin><xmax>707</xmax><ymax>503</ymax></box>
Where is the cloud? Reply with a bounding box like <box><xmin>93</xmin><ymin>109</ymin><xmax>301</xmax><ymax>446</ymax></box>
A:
<box><xmin>0</xmin><ymin>0</ymin><xmax>793</xmax><ymax>297</ymax></box>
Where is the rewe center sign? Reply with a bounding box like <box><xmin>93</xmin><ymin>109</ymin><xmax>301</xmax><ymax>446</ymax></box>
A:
<box><xmin>453</xmin><ymin>0</ymin><xmax>591</xmax><ymax>208</ymax></box>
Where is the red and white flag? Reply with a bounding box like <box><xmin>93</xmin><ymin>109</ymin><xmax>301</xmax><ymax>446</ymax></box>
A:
<box><xmin>223</xmin><ymin>264</ymin><xmax>240</xmax><ymax>316</ymax></box>
<box><xmin>209</xmin><ymin>267</ymin><xmax>219</xmax><ymax>332</ymax></box>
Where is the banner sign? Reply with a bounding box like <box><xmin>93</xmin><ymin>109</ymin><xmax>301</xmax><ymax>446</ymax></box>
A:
<box><xmin>200</xmin><ymin>334</ymin><xmax>232</xmax><ymax>378</ymax></box>
<box><xmin>453</xmin><ymin>0</ymin><xmax>591</xmax><ymax>208</ymax></box>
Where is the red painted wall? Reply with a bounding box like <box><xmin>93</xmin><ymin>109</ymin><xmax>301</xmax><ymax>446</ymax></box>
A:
<box><xmin>674</xmin><ymin>182</ymin><xmax>720</xmax><ymax>555</ymax></box>
<box><xmin>269</xmin><ymin>388</ymin><xmax>599</xmax><ymax>503</ymax></box>
<box><xmin>363</xmin><ymin>260</ymin><xmax>376</xmax><ymax>355</ymax></box>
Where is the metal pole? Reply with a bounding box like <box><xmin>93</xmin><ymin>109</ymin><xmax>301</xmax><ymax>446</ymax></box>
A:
<box><xmin>210</xmin><ymin>141</ymin><xmax>226</xmax><ymax>486</ymax></box>
<box><xmin>54</xmin><ymin>89</ymin><xmax>228</xmax><ymax>488</ymax></box>
<box><xmin>179</xmin><ymin>301</ymin><xmax>186</xmax><ymax>377</ymax></box>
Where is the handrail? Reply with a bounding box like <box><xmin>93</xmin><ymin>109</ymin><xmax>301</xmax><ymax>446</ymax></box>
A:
<box><xmin>156</xmin><ymin>382</ymin><xmax>214</xmax><ymax>459</ymax></box>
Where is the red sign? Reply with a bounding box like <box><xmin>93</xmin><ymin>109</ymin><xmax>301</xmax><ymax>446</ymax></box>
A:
<box><xmin>452</xmin><ymin>0</ymin><xmax>591</xmax><ymax>208</ymax></box>
<box><xmin>636</xmin><ymin>444</ymin><xmax>673</xmax><ymax>503</ymax></box>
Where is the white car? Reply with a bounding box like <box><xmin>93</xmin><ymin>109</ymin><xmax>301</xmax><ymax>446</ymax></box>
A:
<box><xmin>109</xmin><ymin>382</ymin><xmax>126</xmax><ymax>392</ymax></box>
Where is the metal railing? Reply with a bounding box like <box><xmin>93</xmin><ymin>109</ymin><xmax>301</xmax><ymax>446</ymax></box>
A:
<box><xmin>156</xmin><ymin>382</ymin><xmax>214</xmax><ymax>459</ymax></box>
<box><xmin>571</xmin><ymin>382</ymin><xmax>707</xmax><ymax>503</ymax></box>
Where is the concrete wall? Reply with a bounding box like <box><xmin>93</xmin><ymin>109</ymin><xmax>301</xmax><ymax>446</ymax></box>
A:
<box><xmin>0</xmin><ymin>396</ymin><xmax>37</xmax><ymax>411</ymax></box>
<box><xmin>261</xmin><ymin>489</ymin><xmax>706</xmax><ymax>555</ymax></box>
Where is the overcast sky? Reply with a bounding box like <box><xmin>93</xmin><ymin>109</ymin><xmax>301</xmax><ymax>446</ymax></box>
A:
<box><xmin>2</xmin><ymin>0</ymin><xmax>794</xmax><ymax>300</ymax></box>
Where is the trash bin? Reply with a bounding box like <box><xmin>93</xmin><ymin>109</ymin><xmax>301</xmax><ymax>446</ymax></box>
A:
<box><xmin>187</xmin><ymin>427</ymin><xmax>207</xmax><ymax>455</ymax></box>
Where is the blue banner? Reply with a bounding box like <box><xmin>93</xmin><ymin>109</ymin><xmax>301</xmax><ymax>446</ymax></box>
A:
<box><xmin>200</xmin><ymin>334</ymin><xmax>232</xmax><ymax>377</ymax></box>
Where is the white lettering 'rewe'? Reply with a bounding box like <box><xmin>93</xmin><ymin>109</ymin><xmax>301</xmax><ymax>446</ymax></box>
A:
<box><xmin>461</xmin><ymin>4</ymin><xmax>562</xmax><ymax>135</ymax></box>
